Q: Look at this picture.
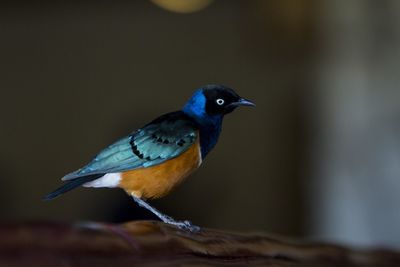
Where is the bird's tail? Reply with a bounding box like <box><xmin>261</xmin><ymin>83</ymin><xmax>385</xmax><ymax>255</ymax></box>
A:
<box><xmin>43</xmin><ymin>174</ymin><xmax>104</xmax><ymax>201</ymax></box>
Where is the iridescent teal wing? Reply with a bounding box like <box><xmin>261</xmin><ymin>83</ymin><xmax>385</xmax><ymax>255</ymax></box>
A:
<box><xmin>62</xmin><ymin>111</ymin><xmax>198</xmax><ymax>181</ymax></box>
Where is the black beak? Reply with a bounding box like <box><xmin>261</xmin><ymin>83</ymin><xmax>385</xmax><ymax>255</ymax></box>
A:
<box><xmin>233</xmin><ymin>98</ymin><xmax>256</xmax><ymax>107</ymax></box>
<box><xmin>224</xmin><ymin>97</ymin><xmax>255</xmax><ymax>114</ymax></box>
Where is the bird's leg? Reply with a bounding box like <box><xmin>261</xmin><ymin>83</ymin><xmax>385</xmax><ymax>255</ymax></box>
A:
<box><xmin>131</xmin><ymin>196</ymin><xmax>200</xmax><ymax>233</ymax></box>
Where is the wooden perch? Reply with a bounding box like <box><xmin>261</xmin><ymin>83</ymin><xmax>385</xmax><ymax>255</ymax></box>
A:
<box><xmin>0</xmin><ymin>221</ymin><xmax>399</xmax><ymax>266</ymax></box>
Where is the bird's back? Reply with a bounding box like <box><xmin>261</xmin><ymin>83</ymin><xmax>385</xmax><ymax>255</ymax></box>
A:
<box><xmin>45</xmin><ymin>111</ymin><xmax>201</xmax><ymax>200</ymax></box>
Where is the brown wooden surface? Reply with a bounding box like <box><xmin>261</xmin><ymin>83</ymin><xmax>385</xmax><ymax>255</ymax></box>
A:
<box><xmin>0</xmin><ymin>220</ymin><xmax>399</xmax><ymax>267</ymax></box>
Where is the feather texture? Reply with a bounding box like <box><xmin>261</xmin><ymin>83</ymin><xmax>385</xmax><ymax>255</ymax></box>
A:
<box><xmin>44</xmin><ymin>174</ymin><xmax>104</xmax><ymax>200</ymax></box>
<box><xmin>62</xmin><ymin>111</ymin><xmax>198</xmax><ymax>181</ymax></box>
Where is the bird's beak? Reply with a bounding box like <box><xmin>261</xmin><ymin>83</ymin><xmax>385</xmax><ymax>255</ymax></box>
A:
<box><xmin>224</xmin><ymin>97</ymin><xmax>255</xmax><ymax>114</ymax></box>
<box><xmin>234</xmin><ymin>98</ymin><xmax>256</xmax><ymax>107</ymax></box>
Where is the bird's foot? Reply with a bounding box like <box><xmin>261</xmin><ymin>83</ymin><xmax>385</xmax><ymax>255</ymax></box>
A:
<box><xmin>163</xmin><ymin>218</ymin><xmax>201</xmax><ymax>233</ymax></box>
<box><xmin>176</xmin><ymin>220</ymin><xmax>201</xmax><ymax>233</ymax></box>
<box><xmin>130</xmin><ymin>196</ymin><xmax>201</xmax><ymax>233</ymax></box>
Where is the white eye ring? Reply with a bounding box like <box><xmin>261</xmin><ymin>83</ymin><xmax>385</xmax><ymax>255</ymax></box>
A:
<box><xmin>216</xmin><ymin>98</ymin><xmax>225</xmax><ymax>105</ymax></box>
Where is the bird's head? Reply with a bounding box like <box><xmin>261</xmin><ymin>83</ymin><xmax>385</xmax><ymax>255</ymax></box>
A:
<box><xmin>183</xmin><ymin>84</ymin><xmax>255</xmax><ymax>124</ymax></box>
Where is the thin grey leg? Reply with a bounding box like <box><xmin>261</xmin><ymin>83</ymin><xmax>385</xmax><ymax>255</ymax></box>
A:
<box><xmin>132</xmin><ymin>196</ymin><xmax>200</xmax><ymax>233</ymax></box>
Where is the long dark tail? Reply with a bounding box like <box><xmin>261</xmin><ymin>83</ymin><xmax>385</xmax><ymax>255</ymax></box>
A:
<box><xmin>43</xmin><ymin>174</ymin><xmax>104</xmax><ymax>201</ymax></box>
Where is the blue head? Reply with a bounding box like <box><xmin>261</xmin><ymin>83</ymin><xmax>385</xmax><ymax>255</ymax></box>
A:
<box><xmin>182</xmin><ymin>84</ymin><xmax>255</xmax><ymax>157</ymax></box>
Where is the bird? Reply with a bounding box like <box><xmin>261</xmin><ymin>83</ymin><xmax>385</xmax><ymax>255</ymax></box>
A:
<box><xmin>44</xmin><ymin>84</ymin><xmax>255</xmax><ymax>232</ymax></box>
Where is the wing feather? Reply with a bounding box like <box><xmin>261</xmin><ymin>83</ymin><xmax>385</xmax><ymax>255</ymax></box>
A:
<box><xmin>62</xmin><ymin>111</ymin><xmax>198</xmax><ymax>181</ymax></box>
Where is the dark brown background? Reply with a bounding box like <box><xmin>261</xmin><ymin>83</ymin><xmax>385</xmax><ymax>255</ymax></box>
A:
<box><xmin>1</xmin><ymin>0</ymin><xmax>400</xmax><ymax>249</ymax></box>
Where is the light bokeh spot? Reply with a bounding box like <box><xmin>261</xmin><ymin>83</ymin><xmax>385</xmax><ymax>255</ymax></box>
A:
<box><xmin>150</xmin><ymin>0</ymin><xmax>214</xmax><ymax>13</ymax></box>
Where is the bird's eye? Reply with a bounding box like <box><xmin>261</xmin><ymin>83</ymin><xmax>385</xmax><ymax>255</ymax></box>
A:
<box><xmin>216</xmin><ymin>98</ymin><xmax>225</xmax><ymax>105</ymax></box>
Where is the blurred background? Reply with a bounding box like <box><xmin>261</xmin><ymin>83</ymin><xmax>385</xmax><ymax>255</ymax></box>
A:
<box><xmin>1</xmin><ymin>0</ymin><xmax>400</xmax><ymax>249</ymax></box>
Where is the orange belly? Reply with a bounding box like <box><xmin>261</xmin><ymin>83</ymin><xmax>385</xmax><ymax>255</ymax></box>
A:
<box><xmin>119</xmin><ymin>139</ymin><xmax>202</xmax><ymax>199</ymax></box>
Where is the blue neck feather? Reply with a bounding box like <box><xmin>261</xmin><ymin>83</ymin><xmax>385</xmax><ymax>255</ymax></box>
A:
<box><xmin>182</xmin><ymin>90</ymin><xmax>223</xmax><ymax>159</ymax></box>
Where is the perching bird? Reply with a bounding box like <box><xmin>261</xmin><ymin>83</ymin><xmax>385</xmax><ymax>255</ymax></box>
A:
<box><xmin>45</xmin><ymin>84</ymin><xmax>255</xmax><ymax>232</ymax></box>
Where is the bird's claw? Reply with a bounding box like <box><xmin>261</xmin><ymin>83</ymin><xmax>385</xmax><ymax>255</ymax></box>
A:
<box><xmin>173</xmin><ymin>220</ymin><xmax>201</xmax><ymax>233</ymax></box>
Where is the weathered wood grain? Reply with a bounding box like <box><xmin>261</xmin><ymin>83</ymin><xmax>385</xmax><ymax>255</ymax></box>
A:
<box><xmin>0</xmin><ymin>221</ymin><xmax>398</xmax><ymax>266</ymax></box>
